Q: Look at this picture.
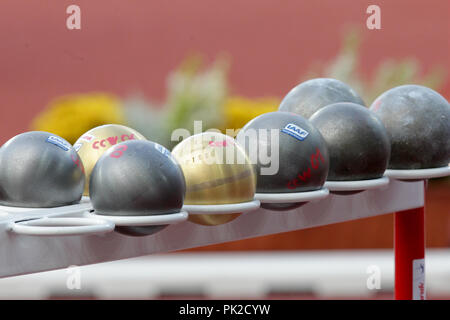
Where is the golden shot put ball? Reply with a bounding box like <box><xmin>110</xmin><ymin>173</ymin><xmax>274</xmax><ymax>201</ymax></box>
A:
<box><xmin>74</xmin><ymin>124</ymin><xmax>146</xmax><ymax>195</ymax></box>
<box><xmin>172</xmin><ymin>132</ymin><xmax>256</xmax><ymax>226</ymax></box>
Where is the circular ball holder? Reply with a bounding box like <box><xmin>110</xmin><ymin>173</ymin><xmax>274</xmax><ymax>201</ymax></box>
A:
<box><xmin>74</xmin><ymin>124</ymin><xmax>147</xmax><ymax>196</ymax></box>
<box><xmin>89</xmin><ymin>210</ymin><xmax>188</xmax><ymax>226</ymax></box>
<box><xmin>172</xmin><ymin>132</ymin><xmax>258</xmax><ymax>226</ymax></box>
<box><xmin>385</xmin><ymin>166</ymin><xmax>450</xmax><ymax>181</ymax></box>
<box><xmin>324</xmin><ymin>176</ymin><xmax>390</xmax><ymax>195</ymax></box>
<box><xmin>3</xmin><ymin>201</ymin><xmax>113</xmax><ymax>237</ymax></box>
<box><xmin>89</xmin><ymin>140</ymin><xmax>187</xmax><ymax>237</ymax></box>
<box><xmin>183</xmin><ymin>200</ymin><xmax>260</xmax><ymax>215</ymax></box>
<box><xmin>9</xmin><ymin>217</ymin><xmax>114</xmax><ymax>237</ymax></box>
<box><xmin>278</xmin><ymin>78</ymin><xmax>366</xmax><ymax>118</ymax></box>
<box><xmin>255</xmin><ymin>188</ymin><xmax>329</xmax><ymax>210</ymax></box>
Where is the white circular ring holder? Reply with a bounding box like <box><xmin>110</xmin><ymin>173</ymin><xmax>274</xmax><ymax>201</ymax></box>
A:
<box><xmin>9</xmin><ymin>217</ymin><xmax>115</xmax><ymax>237</ymax></box>
<box><xmin>0</xmin><ymin>201</ymin><xmax>92</xmax><ymax>215</ymax></box>
<box><xmin>324</xmin><ymin>176</ymin><xmax>390</xmax><ymax>192</ymax></box>
<box><xmin>89</xmin><ymin>211</ymin><xmax>189</xmax><ymax>226</ymax></box>
<box><xmin>255</xmin><ymin>188</ymin><xmax>329</xmax><ymax>204</ymax></box>
<box><xmin>182</xmin><ymin>200</ymin><xmax>260</xmax><ymax>215</ymax></box>
<box><xmin>385</xmin><ymin>166</ymin><xmax>450</xmax><ymax>180</ymax></box>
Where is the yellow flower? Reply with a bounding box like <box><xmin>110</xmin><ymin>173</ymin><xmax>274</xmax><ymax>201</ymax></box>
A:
<box><xmin>31</xmin><ymin>93</ymin><xmax>125</xmax><ymax>144</ymax></box>
<box><xmin>222</xmin><ymin>96</ymin><xmax>279</xmax><ymax>136</ymax></box>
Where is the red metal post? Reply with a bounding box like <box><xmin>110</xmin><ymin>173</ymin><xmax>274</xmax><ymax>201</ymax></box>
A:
<box><xmin>394</xmin><ymin>206</ymin><xmax>426</xmax><ymax>300</ymax></box>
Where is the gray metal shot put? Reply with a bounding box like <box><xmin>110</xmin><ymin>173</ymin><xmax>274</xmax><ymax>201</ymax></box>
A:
<box><xmin>370</xmin><ymin>85</ymin><xmax>450</xmax><ymax>169</ymax></box>
<box><xmin>237</xmin><ymin>111</ymin><xmax>329</xmax><ymax>210</ymax></box>
<box><xmin>89</xmin><ymin>140</ymin><xmax>186</xmax><ymax>237</ymax></box>
<box><xmin>0</xmin><ymin>131</ymin><xmax>85</xmax><ymax>208</ymax></box>
<box><xmin>309</xmin><ymin>102</ymin><xmax>391</xmax><ymax>181</ymax></box>
<box><xmin>279</xmin><ymin>78</ymin><xmax>366</xmax><ymax>118</ymax></box>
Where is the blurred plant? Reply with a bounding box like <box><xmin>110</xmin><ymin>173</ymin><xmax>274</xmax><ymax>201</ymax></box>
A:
<box><xmin>304</xmin><ymin>28</ymin><xmax>447</xmax><ymax>104</ymax></box>
<box><xmin>165</xmin><ymin>54</ymin><xmax>229</xmax><ymax>146</ymax></box>
<box><xmin>221</xmin><ymin>96</ymin><xmax>279</xmax><ymax>136</ymax></box>
<box><xmin>31</xmin><ymin>93</ymin><xmax>125</xmax><ymax>144</ymax></box>
<box><xmin>121</xmin><ymin>94</ymin><xmax>168</xmax><ymax>146</ymax></box>
<box><xmin>124</xmin><ymin>54</ymin><xmax>230</xmax><ymax>148</ymax></box>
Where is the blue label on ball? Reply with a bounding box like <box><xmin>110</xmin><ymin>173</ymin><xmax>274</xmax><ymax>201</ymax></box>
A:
<box><xmin>281</xmin><ymin>123</ymin><xmax>309</xmax><ymax>141</ymax></box>
<box><xmin>154</xmin><ymin>143</ymin><xmax>171</xmax><ymax>157</ymax></box>
<box><xmin>73</xmin><ymin>143</ymin><xmax>82</xmax><ymax>152</ymax></box>
<box><xmin>46</xmin><ymin>136</ymin><xmax>71</xmax><ymax>151</ymax></box>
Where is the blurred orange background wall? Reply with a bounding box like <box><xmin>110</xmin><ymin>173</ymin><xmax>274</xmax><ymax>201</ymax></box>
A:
<box><xmin>0</xmin><ymin>0</ymin><xmax>448</xmax><ymax>249</ymax></box>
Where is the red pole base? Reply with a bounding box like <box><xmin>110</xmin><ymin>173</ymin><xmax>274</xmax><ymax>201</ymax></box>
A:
<box><xmin>394</xmin><ymin>207</ymin><xmax>425</xmax><ymax>300</ymax></box>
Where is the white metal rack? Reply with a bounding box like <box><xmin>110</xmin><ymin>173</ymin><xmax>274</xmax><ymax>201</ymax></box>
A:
<box><xmin>0</xmin><ymin>179</ymin><xmax>423</xmax><ymax>279</ymax></box>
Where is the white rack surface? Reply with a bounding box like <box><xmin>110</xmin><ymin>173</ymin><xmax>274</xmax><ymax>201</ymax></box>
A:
<box><xmin>0</xmin><ymin>179</ymin><xmax>423</xmax><ymax>279</ymax></box>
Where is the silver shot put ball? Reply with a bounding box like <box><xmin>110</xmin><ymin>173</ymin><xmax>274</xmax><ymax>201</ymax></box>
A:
<box><xmin>0</xmin><ymin>131</ymin><xmax>85</xmax><ymax>207</ymax></box>
<box><xmin>89</xmin><ymin>140</ymin><xmax>186</xmax><ymax>236</ymax></box>
<box><xmin>237</xmin><ymin>111</ymin><xmax>329</xmax><ymax>210</ymax></box>
<box><xmin>279</xmin><ymin>78</ymin><xmax>366</xmax><ymax>118</ymax></box>
<box><xmin>370</xmin><ymin>85</ymin><xmax>450</xmax><ymax>169</ymax></box>
<box><xmin>310</xmin><ymin>102</ymin><xmax>391</xmax><ymax>181</ymax></box>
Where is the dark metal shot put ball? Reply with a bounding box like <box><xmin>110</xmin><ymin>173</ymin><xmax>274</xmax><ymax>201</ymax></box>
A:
<box><xmin>0</xmin><ymin>131</ymin><xmax>85</xmax><ymax>208</ymax></box>
<box><xmin>370</xmin><ymin>85</ymin><xmax>450</xmax><ymax>169</ymax></box>
<box><xmin>237</xmin><ymin>111</ymin><xmax>329</xmax><ymax>210</ymax></box>
<box><xmin>279</xmin><ymin>78</ymin><xmax>366</xmax><ymax>118</ymax></box>
<box><xmin>309</xmin><ymin>102</ymin><xmax>391</xmax><ymax>181</ymax></box>
<box><xmin>89</xmin><ymin>140</ymin><xmax>186</xmax><ymax>236</ymax></box>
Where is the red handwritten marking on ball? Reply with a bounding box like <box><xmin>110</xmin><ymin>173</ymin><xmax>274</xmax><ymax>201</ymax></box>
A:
<box><xmin>372</xmin><ymin>99</ymin><xmax>382</xmax><ymax>112</ymax></box>
<box><xmin>110</xmin><ymin>145</ymin><xmax>128</xmax><ymax>158</ymax></box>
<box><xmin>81</xmin><ymin>135</ymin><xmax>94</xmax><ymax>142</ymax></box>
<box><xmin>286</xmin><ymin>148</ymin><xmax>325</xmax><ymax>189</ymax></box>
<box><xmin>71</xmin><ymin>153</ymin><xmax>85</xmax><ymax>173</ymax></box>
<box><xmin>208</xmin><ymin>139</ymin><xmax>236</xmax><ymax>147</ymax></box>
<box><xmin>93</xmin><ymin>134</ymin><xmax>136</xmax><ymax>149</ymax></box>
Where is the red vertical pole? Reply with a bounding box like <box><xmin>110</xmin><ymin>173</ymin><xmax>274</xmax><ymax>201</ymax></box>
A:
<box><xmin>394</xmin><ymin>206</ymin><xmax>426</xmax><ymax>300</ymax></box>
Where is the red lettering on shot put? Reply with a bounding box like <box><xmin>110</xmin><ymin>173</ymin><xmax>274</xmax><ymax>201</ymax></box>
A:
<box><xmin>297</xmin><ymin>167</ymin><xmax>311</xmax><ymax>182</ymax></box>
<box><xmin>110</xmin><ymin>145</ymin><xmax>128</xmax><ymax>158</ymax></box>
<box><xmin>121</xmin><ymin>134</ymin><xmax>135</xmax><ymax>141</ymax></box>
<box><xmin>107</xmin><ymin>136</ymin><xmax>119</xmax><ymax>146</ymax></box>
<box><xmin>287</xmin><ymin>178</ymin><xmax>299</xmax><ymax>190</ymax></box>
<box><xmin>208</xmin><ymin>140</ymin><xmax>231</xmax><ymax>147</ymax></box>
<box><xmin>92</xmin><ymin>140</ymin><xmax>107</xmax><ymax>149</ymax></box>
<box><xmin>286</xmin><ymin>148</ymin><xmax>325</xmax><ymax>189</ymax></box>
<box><xmin>310</xmin><ymin>148</ymin><xmax>325</xmax><ymax>169</ymax></box>
<box><xmin>71</xmin><ymin>153</ymin><xmax>85</xmax><ymax>173</ymax></box>
<box><xmin>372</xmin><ymin>99</ymin><xmax>382</xmax><ymax>111</ymax></box>
<box><xmin>92</xmin><ymin>135</ymin><xmax>137</xmax><ymax>149</ymax></box>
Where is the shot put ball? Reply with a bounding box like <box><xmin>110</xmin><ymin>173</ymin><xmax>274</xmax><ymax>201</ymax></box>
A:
<box><xmin>89</xmin><ymin>140</ymin><xmax>186</xmax><ymax>236</ymax></box>
<box><xmin>172</xmin><ymin>132</ymin><xmax>256</xmax><ymax>226</ymax></box>
<box><xmin>0</xmin><ymin>131</ymin><xmax>85</xmax><ymax>207</ymax></box>
<box><xmin>370</xmin><ymin>85</ymin><xmax>450</xmax><ymax>169</ymax></box>
<box><xmin>309</xmin><ymin>102</ymin><xmax>391</xmax><ymax>181</ymax></box>
<box><xmin>74</xmin><ymin>124</ymin><xmax>146</xmax><ymax>195</ymax></box>
<box><xmin>236</xmin><ymin>111</ymin><xmax>329</xmax><ymax>210</ymax></box>
<box><xmin>279</xmin><ymin>78</ymin><xmax>366</xmax><ymax>118</ymax></box>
